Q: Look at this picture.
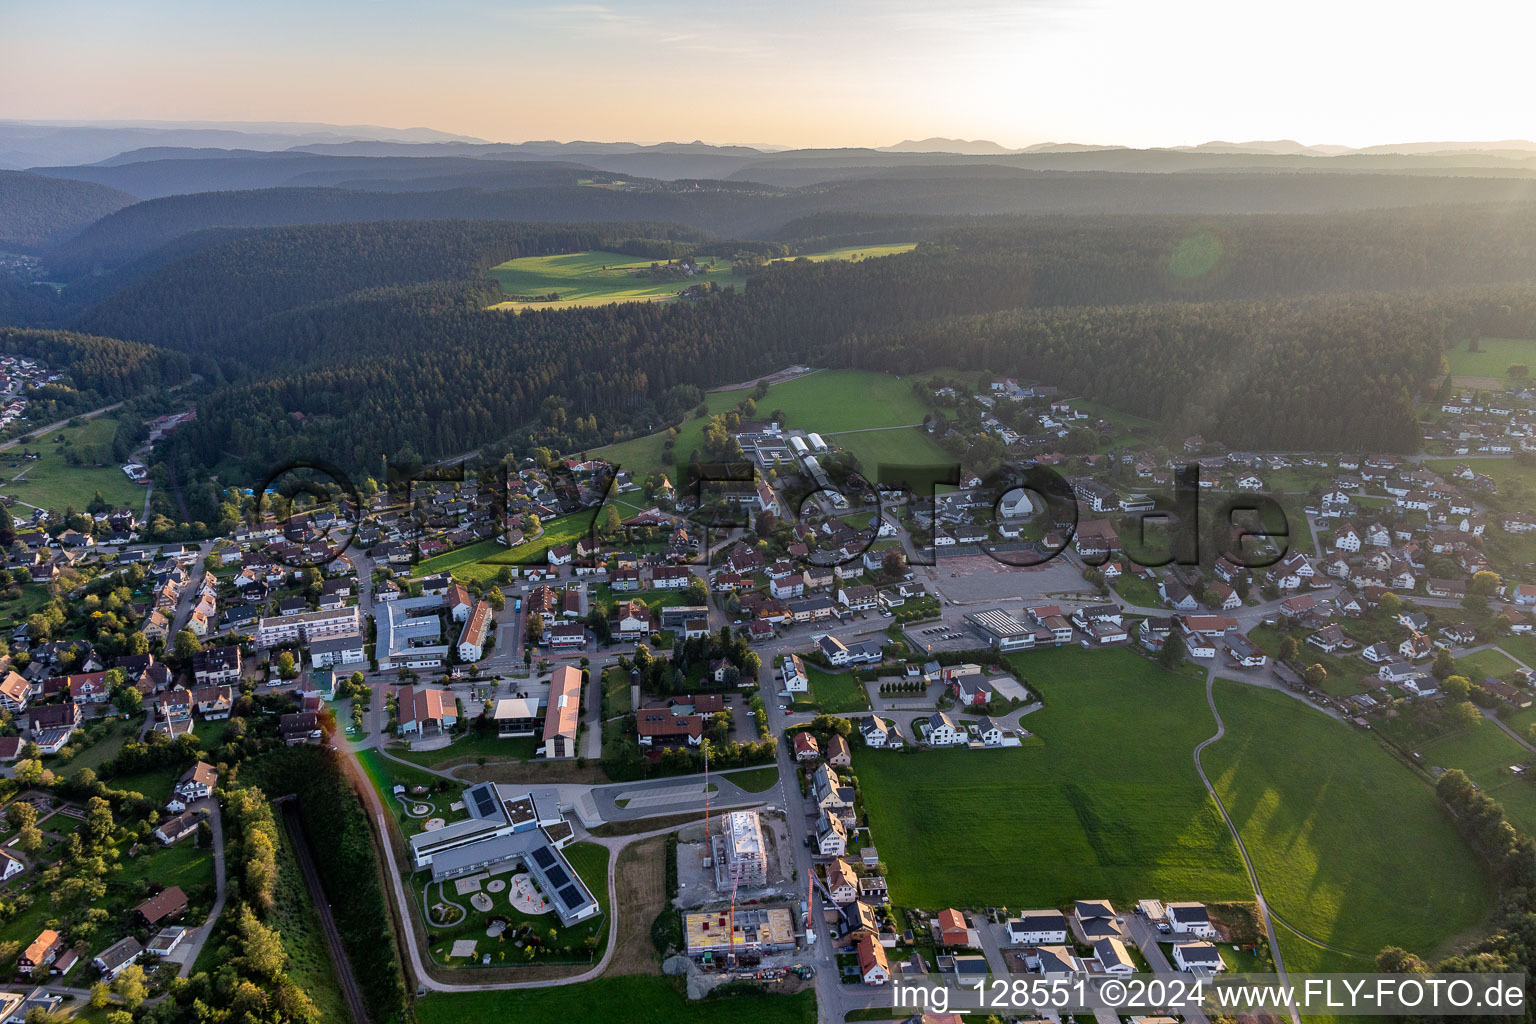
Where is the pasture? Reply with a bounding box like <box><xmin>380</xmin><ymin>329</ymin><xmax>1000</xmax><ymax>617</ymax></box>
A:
<box><xmin>415</xmin><ymin>976</ymin><xmax>815</xmax><ymax>1024</ymax></box>
<box><xmin>593</xmin><ymin>369</ymin><xmax>935</xmax><ymax>484</ymax></box>
<box><xmin>1427</xmin><ymin>457</ymin><xmax>1536</xmax><ymax>497</ymax></box>
<box><xmin>806</xmin><ymin>667</ymin><xmax>871</xmax><ymax>714</ymax></box>
<box><xmin>856</xmin><ymin>647</ymin><xmax>1251</xmax><ymax>909</ymax></box>
<box><xmin>832</xmin><ymin>427</ymin><xmax>952</xmax><ymax>477</ymax></box>
<box><xmin>1203</xmin><ymin>680</ymin><xmax>1493</xmax><ymax>961</ymax></box>
<box><xmin>1444</xmin><ymin>337</ymin><xmax>1536</xmax><ymax>379</ymax></box>
<box><xmin>487</xmin><ymin>244</ymin><xmax>915</xmax><ymax>312</ymax></box>
<box><xmin>487</xmin><ymin>251</ymin><xmax>745</xmax><ymax>311</ymax></box>
<box><xmin>0</xmin><ymin>414</ymin><xmax>142</xmax><ymax>514</ymax></box>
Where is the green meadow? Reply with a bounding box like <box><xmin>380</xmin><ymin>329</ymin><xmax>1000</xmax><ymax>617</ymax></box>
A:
<box><xmin>1444</xmin><ymin>337</ymin><xmax>1536</xmax><ymax>379</ymax></box>
<box><xmin>1203</xmin><ymin>680</ymin><xmax>1493</xmax><ymax>963</ymax></box>
<box><xmin>857</xmin><ymin>648</ymin><xmax>1252</xmax><ymax>908</ymax></box>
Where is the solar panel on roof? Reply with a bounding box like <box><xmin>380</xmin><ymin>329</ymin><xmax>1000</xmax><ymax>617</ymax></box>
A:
<box><xmin>470</xmin><ymin>786</ymin><xmax>498</xmax><ymax>818</ymax></box>
<box><xmin>545</xmin><ymin>865</ymin><xmax>570</xmax><ymax>889</ymax></box>
<box><xmin>531</xmin><ymin>847</ymin><xmax>556</xmax><ymax>869</ymax></box>
<box><xmin>557</xmin><ymin>885</ymin><xmax>582</xmax><ymax>909</ymax></box>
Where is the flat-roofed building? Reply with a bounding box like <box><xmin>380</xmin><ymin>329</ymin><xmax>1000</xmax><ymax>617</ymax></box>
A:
<box><xmin>965</xmin><ymin>608</ymin><xmax>1036</xmax><ymax>652</ymax></box>
<box><xmin>375</xmin><ymin>594</ymin><xmax>449</xmax><ymax>670</ymax></box>
<box><xmin>684</xmin><ymin>905</ymin><xmax>796</xmax><ymax>957</ymax></box>
<box><xmin>256</xmin><ymin>606</ymin><xmax>359</xmax><ymax>649</ymax></box>
<box><xmin>493</xmin><ymin>696</ymin><xmax>543</xmax><ymax>737</ymax></box>
<box><xmin>711</xmin><ymin>810</ymin><xmax>768</xmax><ymax>890</ymax></box>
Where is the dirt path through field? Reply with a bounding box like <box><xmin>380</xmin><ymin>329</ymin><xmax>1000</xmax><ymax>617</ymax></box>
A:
<box><xmin>606</xmin><ymin>836</ymin><xmax>667</xmax><ymax>975</ymax></box>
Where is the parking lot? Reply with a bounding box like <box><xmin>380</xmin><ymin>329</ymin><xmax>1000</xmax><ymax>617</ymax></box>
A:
<box><xmin>919</xmin><ymin>553</ymin><xmax>1094</xmax><ymax>607</ymax></box>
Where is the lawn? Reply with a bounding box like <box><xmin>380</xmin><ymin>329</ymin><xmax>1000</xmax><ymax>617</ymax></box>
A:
<box><xmin>1457</xmin><ymin>647</ymin><xmax>1521</xmax><ymax>680</ymax></box>
<box><xmin>1427</xmin><ymin>457</ymin><xmax>1536</xmax><ymax>497</ymax></box>
<box><xmin>832</xmin><ymin>427</ymin><xmax>952</xmax><ymax>477</ymax></box>
<box><xmin>354</xmin><ymin>748</ymin><xmax>464</xmax><ymax>835</ymax></box>
<box><xmin>724</xmin><ymin>765</ymin><xmax>780</xmax><ymax>793</ymax></box>
<box><xmin>386</xmin><ymin>731</ymin><xmax>539</xmax><ymax>769</ymax></box>
<box><xmin>104</xmin><ymin>765</ymin><xmax>178</xmax><ymax>805</ymax></box>
<box><xmin>593</xmin><ymin>369</ymin><xmax>933</xmax><ymax>484</ymax></box>
<box><xmin>0</xmin><ymin>414</ymin><xmax>144</xmax><ymax>514</ymax></box>
<box><xmin>488</xmin><ymin>250</ymin><xmax>749</xmax><ymax>311</ymax></box>
<box><xmin>806</xmin><ymin>667</ymin><xmax>872</xmax><ymax>714</ymax></box>
<box><xmin>58</xmin><ymin>716</ymin><xmax>136</xmax><ymax>776</ymax></box>
<box><xmin>1412</xmin><ymin>719</ymin><xmax>1536</xmax><ymax>836</ymax></box>
<box><xmin>1444</xmin><ymin>337</ymin><xmax>1536</xmax><ymax>379</ymax></box>
<box><xmin>119</xmin><ymin>836</ymin><xmax>217</xmax><ymax>894</ymax></box>
<box><xmin>415</xmin><ymin>976</ymin><xmax>816</xmax><ymax>1024</ymax></box>
<box><xmin>1112</xmin><ymin>573</ymin><xmax>1163</xmax><ymax>609</ymax></box>
<box><xmin>856</xmin><ymin>647</ymin><xmax>1251</xmax><ymax>909</ymax></box>
<box><xmin>413</xmin><ymin>538</ymin><xmax>507</xmax><ymax>578</ymax></box>
<box><xmin>1203</xmin><ymin>680</ymin><xmax>1493</xmax><ymax>960</ymax></box>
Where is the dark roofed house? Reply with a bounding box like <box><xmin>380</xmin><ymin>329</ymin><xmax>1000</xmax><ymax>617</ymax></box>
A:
<box><xmin>93</xmin><ymin>936</ymin><xmax>144</xmax><ymax>979</ymax></box>
<box><xmin>154</xmin><ymin>811</ymin><xmax>200</xmax><ymax>845</ymax></box>
<box><xmin>136</xmin><ymin>886</ymin><xmax>188</xmax><ymax>926</ymax></box>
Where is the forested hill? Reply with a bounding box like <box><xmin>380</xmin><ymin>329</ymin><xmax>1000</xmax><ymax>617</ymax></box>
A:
<box><xmin>44</xmin><ymin>167</ymin><xmax>1536</xmax><ymax>277</ymax></box>
<box><xmin>0</xmin><ymin>170</ymin><xmax>135</xmax><ymax>250</ymax></box>
<box><xmin>25</xmin><ymin>199</ymin><xmax>1536</xmax><ymax>523</ymax></box>
<box><xmin>0</xmin><ymin>326</ymin><xmax>190</xmax><ymax>408</ymax></box>
<box><xmin>71</xmin><ymin>203</ymin><xmax>1536</xmax><ymax>369</ymax></box>
<box><xmin>71</xmin><ymin>220</ymin><xmax>708</xmax><ymax>360</ymax></box>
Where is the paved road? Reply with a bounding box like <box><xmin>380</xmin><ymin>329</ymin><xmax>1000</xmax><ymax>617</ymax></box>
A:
<box><xmin>175</xmin><ymin>799</ymin><xmax>227</xmax><ymax>978</ymax></box>
<box><xmin>0</xmin><ymin>400</ymin><xmax>124</xmax><ymax>453</ymax></box>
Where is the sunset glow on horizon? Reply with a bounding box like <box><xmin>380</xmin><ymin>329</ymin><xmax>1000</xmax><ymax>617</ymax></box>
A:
<box><xmin>4</xmin><ymin>0</ymin><xmax>1535</xmax><ymax>150</ymax></box>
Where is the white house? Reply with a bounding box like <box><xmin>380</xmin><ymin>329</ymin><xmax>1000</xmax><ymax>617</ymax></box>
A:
<box><xmin>1166</xmin><ymin>902</ymin><xmax>1217</xmax><ymax>938</ymax></box>
<box><xmin>924</xmin><ymin>711</ymin><xmax>964</xmax><ymax>746</ymax></box>
<box><xmin>780</xmin><ymin>654</ymin><xmax>809</xmax><ymax>693</ymax></box>
<box><xmin>1172</xmin><ymin>941</ymin><xmax>1224</xmax><ymax>973</ymax></box>
<box><xmin>1007</xmin><ymin>911</ymin><xmax>1068</xmax><ymax>945</ymax></box>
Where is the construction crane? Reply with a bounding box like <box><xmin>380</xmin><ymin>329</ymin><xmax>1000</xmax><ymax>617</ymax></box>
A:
<box><xmin>702</xmin><ymin>741</ymin><xmax>712</xmax><ymax>868</ymax></box>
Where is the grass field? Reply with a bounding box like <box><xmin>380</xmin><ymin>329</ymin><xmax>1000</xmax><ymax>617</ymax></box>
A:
<box><xmin>431</xmin><ymin>513</ymin><xmax>600</xmax><ymax>584</ymax></box>
<box><xmin>0</xmin><ymin>414</ymin><xmax>143</xmax><ymax>513</ymax></box>
<box><xmin>1427</xmin><ymin>457</ymin><xmax>1536</xmax><ymax>497</ymax></box>
<box><xmin>725</xmin><ymin>765</ymin><xmax>780</xmax><ymax>792</ymax></box>
<box><xmin>1457</xmin><ymin>647</ymin><xmax>1520</xmax><ymax>680</ymax></box>
<box><xmin>1203</xmin><ymin>680</ymin><xmax>1493</xmax><ymax>960</ymax></box>
<box><xmin>1444</xmin><ymin>338</ymin><xmax>1536</xmax><ymax>379</ymax></box>
<box><xmin>1412</xmin><ymin>718</ymin><xmax>1536</xmax><ymax>837</ymax></box>
<box><xmin>272</xmin><ymin>810</ymin><xmax>348</xmax><ymax>1020</ymax></box>
<box><xmin>593</xmin><ymin>369</ymin><xmax>936</xmax><ymax>485</ymax></box>
<box><xmin>857</xmin><ymin>647</ymin><xmax>1251</xmax><ymax>909</ymax></box>
<box><xmin>415</xmin><ymin>976</ymin><xmax>816</xmax><ymax>1024</ymax></box>
<box><xmin>832</xmin><ymin>427</ymin><xmax>952</xmax><ymax>476</ymax></box>
<box><xmin>805</xmin><ymin>668</ymin><xmax>872</xmax><ymax>714</ymax></box>
<box><xmin>488</xmin><ymin>244</ymin><xmax>915</xmax><ymax>312</ymax></box>
<box><xmin>488</xmin><ymin>251</ymin><xmax>748</xmax><ymax>310</ymax></box>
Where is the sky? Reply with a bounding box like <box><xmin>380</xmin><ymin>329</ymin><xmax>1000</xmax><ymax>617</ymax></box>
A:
<box><xmin>3</xmin><ymin>0</ymin><xmax>1534</xmax><ymax>150</ymax></box>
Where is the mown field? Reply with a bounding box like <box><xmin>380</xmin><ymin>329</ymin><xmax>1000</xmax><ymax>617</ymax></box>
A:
<box><xmin>857</xmin><ymin>647</ymin><xmax>1252</xmax><ymax>909</ymax></box>
<box><xmin>0</xmin><ymin>413</ymin><xmax>142</xmax><ymax>513</ymax></box>
<box><xmin>415</xmin><ymin>976</ymin><xmax>816</xmax><ymax>1024</ymax></box>
<box><xmin>806</xmin><ymin>667</ymin><xmax>872</xmax><ymax>714</ymax></box>
<box><xmin>1203</xmin><ymin>680</ymin><xmax>1493</xmax><ymax>964</ymax></box>
<box><xmin>1444</xmin><ymin>337</ymin><xmax>1536</xmax><ymax>379</ymax></box>
<box><xmin>832</xmin><ymin>426</ymin><xmax>951</xmax><ymax>477</ymax></box>
<box><xmin>1412</xmin><ymin>717</ymin><xmax>1536</xmax><ymax>838</ymax></box>
<box><xmin>1426</xmin><ymin>457</ymin><xmax>1536</xmax><ymax>496</ymax></box>
<box><xmin>487</xmin><ymin>244</ymin><xmax>915</xmax><ymax>312</ymax></box>
<box><xmin>488</xmin><ymin>251</ymin><xmax>747</xmax><ymax>310</ymax></box>
<box><xmin>594</xmin><ymin>369</ymin><xmax>936</xmax><ymax>485</ymax></box>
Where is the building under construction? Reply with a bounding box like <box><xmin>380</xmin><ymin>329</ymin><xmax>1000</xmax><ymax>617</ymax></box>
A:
<box><xmin>684</xmin><ymin>905</ymin><xmax>796</xmax><ymax>957</ymax></box>
<box><xmin>711</xmin><ymin>809</ymin><xmax>769</xmax><ymax>890</ymax></box>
